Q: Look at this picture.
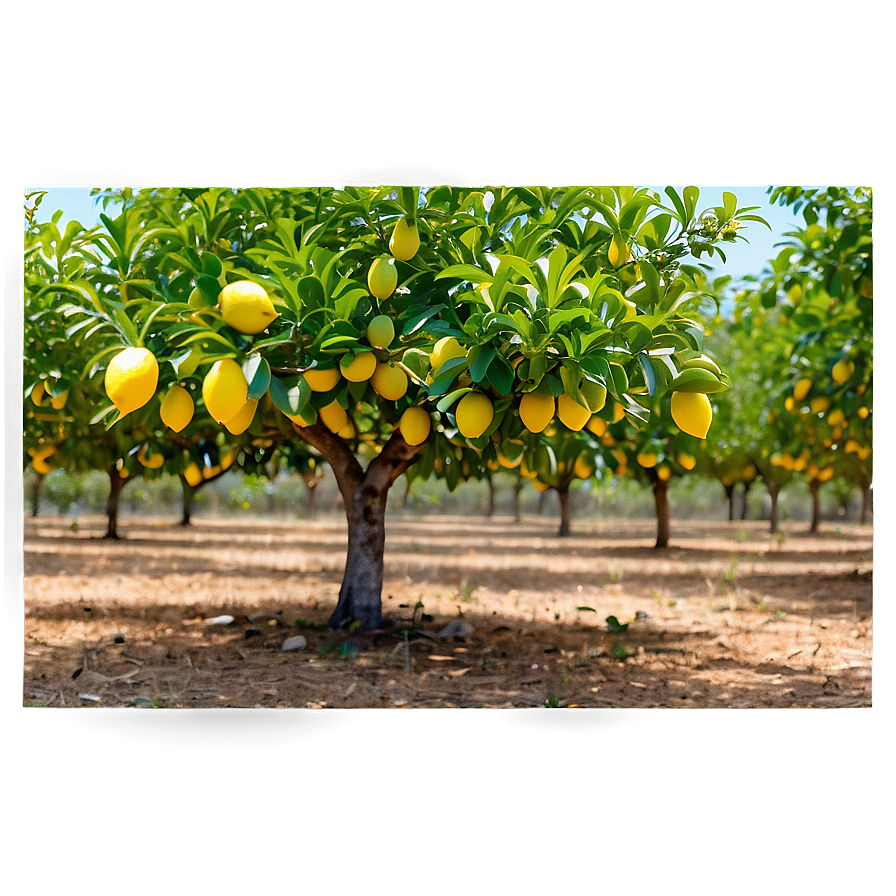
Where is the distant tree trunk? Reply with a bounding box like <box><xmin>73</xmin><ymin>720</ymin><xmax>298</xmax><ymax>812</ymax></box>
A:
<box><xmin>30</xmin><ymin>472</ymin><xmax>45</xmax><ymax>518</ymax></box>
<box><xmin>724</xmin><ymin>483</ymin><xmax>735</xmax><ymax>521</ymax></box>
<box><xmin>653</xmin><ymin>478</ymin><xmax>670</xmax><ymax>549</ymax></box>
<box><xmin>302</xmin><ymin>473</ymin><xmax>319</xmax><ymax>519</ymax></box>
<box><xmin>513</xmin><ymin>479</ymin><xmax>522</xmax><ymax>523</ymax></box>
<box><xmin>740</xmin><ymin>480</ymin><xmax>754</xmax><ymax>520</ymax></box>
<box><xmin>860</xmin><ymin>485</ymin><xmax>872</xmax><ymax>524</ymax></box>
<box><xmin>767</xmin><ymin>480</ymin><xmax>780</xmax><ymax>535</ymax></box>
<box><xmin>537</xmin><ymin>488</ymin><xmax>548</xmax><ymax>515</ymax></box>
<box><xmin>180</xmin><ymin>477</ymin><xmax>194</xmax><ymax>526</ymax></box>
<box><xmin>557</xmin><ymin>485</ymin><xmax>571</xmax><ymax>537</ymax></box>
<box><xmin>104</xmin><ymin>468</ymin><xmax>127</xmax><ymax>539</ymax></box>
<box><xmin>400</xmin><ymin>477</ymin><xmax>411</xmax><ymax>510</ymax></box>
<box><xmin>486</xmin><ymin>476</ymin><xmax>496</xmax><ymax>518</ymax></box>
<box><xmin>809</xmin><ymin>478</ymin><xmax>821</xmax><ymax>533</ymax></box>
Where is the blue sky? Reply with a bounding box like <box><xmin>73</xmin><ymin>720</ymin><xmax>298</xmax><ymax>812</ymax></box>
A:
<box><xmin>28</xmin><ymin>184</ymin><xmax>806</xmax><ymax>283</ymax></box>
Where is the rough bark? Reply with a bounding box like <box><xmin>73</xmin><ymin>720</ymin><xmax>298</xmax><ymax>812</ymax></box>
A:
<box><xmin>292</xmin><ymin>422</ymin><xmax>422</xmax><ymax>631</ymax></box>
<box><xmin>860</xmin><ymin>485</ymin><xmax>872</xmax><ymax>524</ymax></box>
<box><xmin>180</xmin><ymin>477</ymin><xmax>194</xmax><ymax>526</ymax></box>
<box><xmin>104</xmin><ymin>468</ymin><xmax>126</xmax><ymax>539</ymax></box>
<box><xmin>557</xmin><ymin>486</ymin><xmax>571</xmax><ymax>538</ymax></box>
<box><xmin>30</xmin><ymin>472</ymin><xmax>45</xmax><ymax>518</ymax></box>
<box><xmin>809</xmin><ymin>478</ymin><xmax>821</xmax><ymax>534</ymax></box>
<box><xmin>653</xmin><ymin>477</ymin><xmax>670</xmax><ymax>549</ymax></box>
<box><xmin>724</xmin><ymin>483</ymin><xmax>735</xmax><ymax>522</ymax></box>
<box><xmin>767</xmin><ymin>481</ymin><xmax>780</xmax><ymax>535</ymax></box>
<box><xmin>486</xmin><ymin>476</ymin><xmax>496</xmax><ymax>518</ymax></box>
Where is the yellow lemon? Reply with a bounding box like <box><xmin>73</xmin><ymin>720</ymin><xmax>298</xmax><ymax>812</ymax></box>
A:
<box><xmin>219</xmin><ymin>280</ymin><xmax>279</xmax><ymax>334</ymax></box>
<box><xmin>611</xmin><ymin>401</ymin><xmax>626</xmax><ymax>423</ymax></box>
<box><xmin>743</xmin><ymin>464</ymin><xmax>757</xmax><ymax>480</ymax></box>
<box><xmin>50</xmin><ymin>389</ymin><xmax>69</xmax><ymax>410</ymax></box>
<box><xmin>366</xmin><ymin>315</ymin><xmax>395</xmax><ymax>350</ymax></box>
<box><xmin>286</xmin><ymin>410</ymin><xmax>314</xmax><ymax>427</ymax></box>
<box><xmin>827</xmin><ymin>408</ymin><xmax>845</xmax><ymax>427</ymax></box>
<box><xmin>532</xmin><ymin>480</ymin><xmax>550</xmax><ymax>493</ymax></box>
<box><xmin>371</xmin><ymin>362</ymin><xmax>408</xmax><ymax>400</ymax></box>
<box><xmin>586</xmin><ymin>416</ymin><xmax>608</xmax><ymax>437</ymax></box>
<box><xmin>793</xmin><ymin>378</ymin><xmax>812</xmax><ymax>401</ymax></box>
<box><xmin>337</xmin><ymin>422</ymin><xmax>356</xmax><ymax>440</ymax></box>
<box><xmin>657</xmin><ymin>465</ymin><xmax>672</xmax><ymax>481</ymax></box>
<box><xmin>30</xmin><ymin>445</ymin><xmax>56</xmax><ymax>475</ymax></box>
<box><xmin>455</xmin><ymin>392</ymin><xmax>494</xmax><ymax>439</ymax></box>
<box><xmin>608</xmin><ymin>234</ymin><xmax>630</xmax><ymax>268</ymax></box>
<box><xmin>340</xmin><ymin>351</ymin><xmax>378</xmax><ymax>383</ymax></box>
<box><xmin>184</xmin><ymin>462</ymin><xmax>203</xmax><ymax>487</ymax></box>
<box><xmin>203</xmin><ymin>464</ymin><xmax>222</xmax><ymax>479</ymax></box>
<box><xmin>557</xmin><ymin>393</ymin><xmax>590</xmax><ymax>431</ymax></box>
<box><xmin>781</xmin><ymin>455</ymin><xmax>795</xmax><ymax>471</ymax></box>
<box><xmin>160</xmin><ymin>385</ymin><xmax>195</xmax><ymax>432</ymax></box>
<box><xmin>832</xmin><ymin>359</ymin><xmax>854</xmax><ymax>384</ymax></box>
<box><xmin>224</xmin><ymin>397</ymin><xmax>258</xmax><ymax>435</ymax></box>
<box><xmin>637</xmin><ymin>451</ymin><xmax>658</xmax><ymax>468</ymax></box>
<box><xmin>677</xmin><ymin>453</ymin><xmax>696</xmax><ymax>471</ymax></box>
<box><xmin>31</xmin><ymin>381</ymin><xmax>46</xmax><ymax>406</ymax></box>
<box><xmin>389</xmin><ymin>217</ymin><xmax>420</xmax><ymax>261</ymax></box>
<box><xmin>601</xmin><ymin>433</ymin><xmax>615</xmax><ymax>447</ymax></box>
<box><xmin>858</xmin><ymin>406</ymin><xmax>869</xmax><ymax>419</ymax></box>
<box><xmin>303</xmin><ymin>367</ymin><xmax>341</xmax><ymax>392</ymax></box>
<box><xmin>784</xmin><ymin>397</ymin><xmax>795</xmax><ymax>412</ymax></box>
<box><xmin>368</xmin><ymin>257</ymin><xmax>398</xmax><ymax>300</ymax></box>
<box><xmin>671</xmin><ymin>391</ymin><xmax>712</xmax><ymax>439</ymax></box>
<box><xmin>430</xmin><ymin>336</ymin><xmax>466</xmax><ymax>374</ymax></box>
<box><xmin>519</xmin><ymin>391</ymin><xmax>555</xmax><ymax>434</ymax></box>
<box><xmin>810</xmin><ymin>396</ymin><xmax>830</xmax><ymax>415</ymax></box>
<box><xmin>818</xmin><ymin>466</ymin><xmax>835</xmax><ymax>482</ymax></box>
<box><xmin>574</xmin><ymin>456</ymin><xmax>594</xmax><ymax>479</ymax></box>
<box><xmin>498</xmin><ymin>453</ymin><xmax>522</xmax><ymax>470</ymax></box>
<box><xmin>220</xmin><ymin>450</ymin><xmax>236</xmax><ymax>470</ymax></box>
<box><xmin>137</xmin><ymin>446</ymin><xmax>165</xmax><ymax>469</ymax></box>
<box><xmin>611</xmin><ymin>448</ymin><xmax>627</xmax><ymax>467</ymax></box>
<box><xmin>202</xmin><ymin>359</ymin><xmax>248</xmax><ymax>424</ymax></box>
<box><xmin>399</xmin><ymin>406</ymin><xmax>431</xmax><ymax>446</ymax></box>
<box><xmin>319</xmin><ymin>400</ymin><xmax>348</xmax><ymax>433</ymax></box>
<box><xmin>105</xmin><ymin>347</ymin><xmax>159</xmax><ymax>415</ymax></box>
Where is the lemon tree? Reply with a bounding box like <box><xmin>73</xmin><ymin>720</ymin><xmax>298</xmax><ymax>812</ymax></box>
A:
<box><xmin>44</xmin><ymin>186</ymin><xmax>761</xmax><ymax>631</ymax></box>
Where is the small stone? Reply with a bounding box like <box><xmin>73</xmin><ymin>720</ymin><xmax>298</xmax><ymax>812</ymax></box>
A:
<box><xmin>205</xmin><ymin>615</ymin><xmax>235</xmax><ymax>626</ymax></box>
<box><xmin>282</xmin><ymin>636</ymin><xmax>308</xmax><ymax>652</ymax></box>
<box><xmin>437</xmin><ymin>619</ymin><xmax>474</xmax><ymax>640</ymax></box>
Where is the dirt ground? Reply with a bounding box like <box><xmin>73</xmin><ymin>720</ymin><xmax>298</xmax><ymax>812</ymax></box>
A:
<box><xmin>21</xmin><ymin>512</ymin><xmax>872</xmax><ymax>708</ymax></box>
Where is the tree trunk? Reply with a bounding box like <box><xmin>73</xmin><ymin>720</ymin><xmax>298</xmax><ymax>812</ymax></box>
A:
<box><xmin>30</xmin><ymin>472</ymin><xmax>45</xmax><ymax>518</ymax></box>
<box><xmin>740</xmin><ymin>481</ymin><xmax>753</xmax><ymax>521</ymax></box>
<box><xmin>767</xmin><ymin>481</ymin><xmax>780</xmax><ymax>535</ymax></box>
<box><xmin>860</xmin><ymin>485</ymin><xmax>872</xmax><ymax>524</ymax></box>
<box><xmin>537</xmin><ymin>488</ymin><xmax>547</xmax><ymax>515</ymax></box>
<box><xmin>724</xmin><ymin>483</ymin><xmax>735</xmax><ymax>522</ymax></box>
<box><xmin>653</xmin><ymin>478</ymin><xmax>670</xmax><ymax>549</ymax></box>
<box><xmin>180</xmin><ymin>477</ymin><xmax>194</xmax><ymax>526</ymax></box>
<box><xmin>486</xmin><ymin>476</ymin><xmax>496</xmax><ymax>518</ymax></box>
<box><xmin>105</xmin><ymin>468</ymin><xmax>125</xmax><ymax>539</ymax></box>
<box><xmin>400</xmin><ymin>477</ymin><xmax>411</xmax><ymax>510</ymax></box>
<box><xmin>513</xmin><ymin>479</ymin><xmax>522</xmax><ymax>523</ymax></box>
<box><xmin>809</xmin><ymin>478</ymin><xmax>821</xmax><ymax>534</ymax></box>
<box><xmin>291</xmin><ymin>422</ymin><xmax>423</xmax><ymax>632</ymax></box>
<box><xmin>557</xmin><ymin>486</ymin><xmax>571</xmax><ymax>537</ymax></box>
<box><xmin>304</xmin><ymin>478</ymin><xmax>319</xmax><ymax>520</ymax></box>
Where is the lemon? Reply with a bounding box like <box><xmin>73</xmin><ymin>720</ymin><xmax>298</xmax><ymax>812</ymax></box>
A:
<box><xmin>657</xmin><ymin>465</ymin><xmax>672</xmax><ymax>481</ymax></box>
<box><xmin>203</xmin><ymin>464</ymin><xmax>222</xmax><ymax>479</ymax></box>
<box><xmin>368</xmin><ymin>257</ymin><xmax>398</xmax><ymax>300</ymax></box>
<box><xmin>611</xmin><ymin>448</ymin><xmax>627</xmax><ymax>467</ymax></box>
<box><xmin>219</xmin><ymin>281</ymin><xmax>279</xmax><ymax>334</ymax></box>
<box><xmin>337</xmin><ymin>422</ymin><xmax>356</xmax><ymax>440</ymax></box>
<box><xmin>519</xmin><ymin>391</ymin><xmax>555</xmax><ymax>434</ymax></box>
<box><xmin>137</xmin><ymin>446</ymin><xmax>165</xmax><ymax>469</ymax></box>
<box><xmin>389</xmin><ymin>217</ymin><xmax>420</xmax><ymax>261</ymax></box>
<box><xmin>857</xmin><ymin>275</ymin><xmax>873</xmax><ymax>299</ymax></box>
<box><xmin>184</xmin><ymin>462</ymin><xmax>203</xmax><ymax>487</ymax></box>
<box><xmin>574</xmin><ymin>456</ymin><xmax>594</xmax><ymax>479</ymax></box>
<box><xmin>743</xmin><ymin>464</ymin><xmax>757</xmax><ymax>479</ymax></box>
<box><xmin>430</xmin><ymin>336</ymin><xmax>466</xmax><ymax>374</ymax></box>
<box><xmin>30</xmin><ymin>445</ymin><xmax>56</xmax><ymax>475</ymax></box>
<box><xmin>50</xmin><ymin>389</ymin><xmax>69</xmax><ymax>410</ymax></box>
<box><xmin>608</xmin><ymin>234</ymin><xmax>630</xmax><ymax>268</ymax></box>
<box><xmin>202</xmin><ymin>359</ymin><xmax>248</xmax><ymax>424</ymax></box>
<box><xmin>677</xmin><ymin>453</ymin><xmax>696</xmax><ymax>471</ymax></box>
<box><xmin>303</xmin><ymin>367</ymin><xmax>341</xmax><ymax>392</ymax></box>
<box><xmin>671</xmin><ymin>391</ymin><xmax>712</xmax><ymax>439</ymax></box>
<box><xmin>455</xmin><ymin>392</ymin><xmax>494</xmax><ymax>439</ymax></box>
<box><xmin>533</xmin><ymin>480</ymin><xmax>550</xmax><ymax>493</ymax></box>
<box><xmin>319</xmin><ymin>400</ymin><xmax>348</xmax><ymax>433</ymax></box>
<box><xmin>371</xmin><ymin>362</ymin><xmax>408</xmax><ymax>400</ymax></box>
<box><xmin>399</xmin><ymin>406</ymin><xmax>431</xmax><ymax>446</ymax></box>
<box><xmin>586</xmin><ymin>416</ymin><xmax>608</xmax><ymax>437</ymax></box>
<box><xmin>637</xmin><ymin>451</ymin><xmax>658</xmax><ymax>468</ymax></box>
<box><xmin>793</xmin><ymin>456</ymin><xmax>806</xmax><ymax>472</ymax></box>
<box><xmin>611</xmin><ymin>401</ymin><xmax>626</xmax><ymax>423</ymax></box>
<box><xmin>601</xmin><ymin>433</ymin><xmax>615</xmax><ymax>447</ymax></box>
<box><xmin>818</xmin><ymin>466</ymin><xmax>835</xmax><ymax>482</ymax></box>
<box><xmin>366</xmin><ymin>315</ymin><xmax>395</xmax><ymax>350</ymax></box>
<box><xmin>31</xmin><ymin>381</ymin><xmax>46</xmax><ymax>406</ymax></box>
<box><xmin>340</xmin><ymin>351</ymin><xmax>378</xmax><ymax>383</ymax></box>
<box><xmin>160</xmin><ymin>386</ymin><xmax>195</xmax><ymax>432</ymax></box>
<box><xmin>784</xmin><ymin>396</ymin><xmax>795</xmax><ymax>412</ymax></box>
<box><xmin>807</xmin><ymin>464</ymin><xmax>820</xmax><ymax>478</ymax></box>
<box><xmin>286</xmin><ymin>410</ymin><xmax>314</xmax><ymax>427</ymax></box>
<box><xmin>498</xmin><ymin>453</ymin><xmax>522</xmax><ymax>469</ymax></box>
<box><xmin>810</xmin><ymin>396</ymin><xmax>830</xmax><ymax>415</ymax></box>
<box><xmin>105</xmin><ymin>347</ymin><xmax>159</xmax><ymax>415</ymax></box>
<box><xmin>221</xmin><ymin>450</ymin><xmax>236</xmax><ymax>470</ymax></box>
<box><xmin>858</xmin><ymin>406</ymin><xmax>869</xmax><ymax>419</ymax></box>
<box><xmin>827</xmin><ymin>408</ymin><xmax>845</xmax><ymax>427</ymax></box>
<box><xmin>793</xmin><ymin>378</ymin><xmax>812</xmax><ymax>401</ymax></box>
<box><xmin>557</xmin><ymin>393</ymin><xmax>590</xmax><ymax>431</ymax></box>
<box><xmin>224</xmin><ymin>397</ymin><xmax>258</xmax><ymax>435</ymax></box>
<box><xmin>831</xmin><ymin>359</ymin><xmax>854</xmax><ymax>384</ymax></box>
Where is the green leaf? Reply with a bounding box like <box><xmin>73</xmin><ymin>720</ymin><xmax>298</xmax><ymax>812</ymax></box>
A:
<box><xmin>637</xmin><ymin>352</ymin><xmax>656</xmax><ymax>396</ymax></box>
<box><xmin>269</xmin><ymin>374</ymin><xmax>311</xmax><ymax>417</ymax></box>
<box><xmin>201</xmin><ymin>253</ymin><xmax>223</xmax><ymax>279</ymax></box>
<box><xmin>436</xmin><ymin>387</ymin><xmax>473</xmax><ymax>413</ymax></box>
<box><xmin>683</xmin><ymin>186</ymin><xmax>700</xmax><ymax>221</ymax></box>
<box><xmin>468</xmin><ymin>344</ymin><xmax>496</xmax><ymax>383</ymax></box>
<box><xmin>487</xmin><ymin>354</ymin><xmax>515</xmax><ymax>395</ymax></box>
<box><xmin>608</xmin><ymin>362</ymin><xmax>629</xmax><ymax>396</ymax></box>
<box><xmin>196</xmin><ymin>274</ymin><xmax>222</xmax><ymax>304</ymax></box>
<box><xmin>243</xmin><ymin>355</ymin><xmax>271</xmax><ymax>400</ymax></box>
<box><xmin>297</xmin><ymin>276</ymin><xmax>325</xmax><ymax>310</ymax></box>
<box><xmin>722</xmin><ymin>191</ymin><xmax>737</xmax><ymax>219</ymax></box>
<box><xmin>663</xmin><ymin>186</ymin><xmax>688</xmax><ymax>224</ymax></box>
<box><xmin>427</xmin><ymin>355</ymin><xmax>469</xmax><ymax>397</ymax></box>
<box><xmin>435</xmin><ymin>264</ymin><xmax>495</xmax><ymax>285</ymax></box>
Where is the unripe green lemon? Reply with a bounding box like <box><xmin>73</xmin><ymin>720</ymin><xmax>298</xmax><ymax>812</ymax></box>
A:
<box><xmin>455</xmin><ymin>392</ymin><xmax>494</xmax><ymax>439</ymax></box>
<box><xmin>580</xmin><ymin>380</ymin><xmax>608</xmax><ymax>412</ymax></box>
<box><xmin>557</xmin><ymin>393</ymin><xmax>590</xmax><ymax>431</ymax></box>
<box><xmin>105</xmin><ymin>347</ymin><xmax>160</xmax><ymax>416</ymax></box>
<box><xmin>340</xmin><ymin>351</ymin><xmax>378</xmax><ymax>382</ymax></box>
<box><xmin>671</xmin><ymin>391</ymin><xmax>712</xmax><ymax>439</ymax></box>
<box><xmin>224</xmin><ymin>397</ymin><xmax>258</xmax><ymax>435</ymax></box>
<box><xmin>430</xmin><ymin>336</ymin><xmax>466</xmax><ymax>373</ymax></box>
<box><xmin>368</xmin><ymin>257</ymin><xmax>398</xmax><ymax>300</ymax></box>
<box><xmin>399</xmin><ymin>406</ymin><xmax>431</xmax><ymax>446</ymax></box>
<box><xmin>303</xmin><ymin>367</ymin><xmax>341</xmax><ymax>392</ymax></box>
<box><xmin>371</xmin><ymin>362</ymin><xmax>408</xmax><ymax>400</ymax></box>
<box><xmin>366</xmin><ymin>315</ymin><xmax>395</xmax><ymax>350</ymax></box>
<box><xmin>219</xmin><ymin>280</ymin><xmax>279</xmax><ymax>334</ymax></box>
<box><xmin>519</xmin><ymin>391</ymin><xmax>555</xmax><ymax>433</ymax></box>
<box><xmin>160</xmin><ymin>385</ymin><xmax>195</xmax><ymax>432</ymax></box>
<box><xmin>202</xmin><ymin>359</ymin><xmax>248</xmax><ymax>424</ymax></box>
<box><xmin>389</xmin><ymin>217</ymin><xmax>420</xmax><ymax>261</ymax></box>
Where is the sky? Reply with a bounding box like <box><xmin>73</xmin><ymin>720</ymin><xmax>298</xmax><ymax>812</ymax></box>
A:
<box><xmin>27</xmin><ymin>184</ymin><xmax>807</xmax><ymax>285</ymax></box>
